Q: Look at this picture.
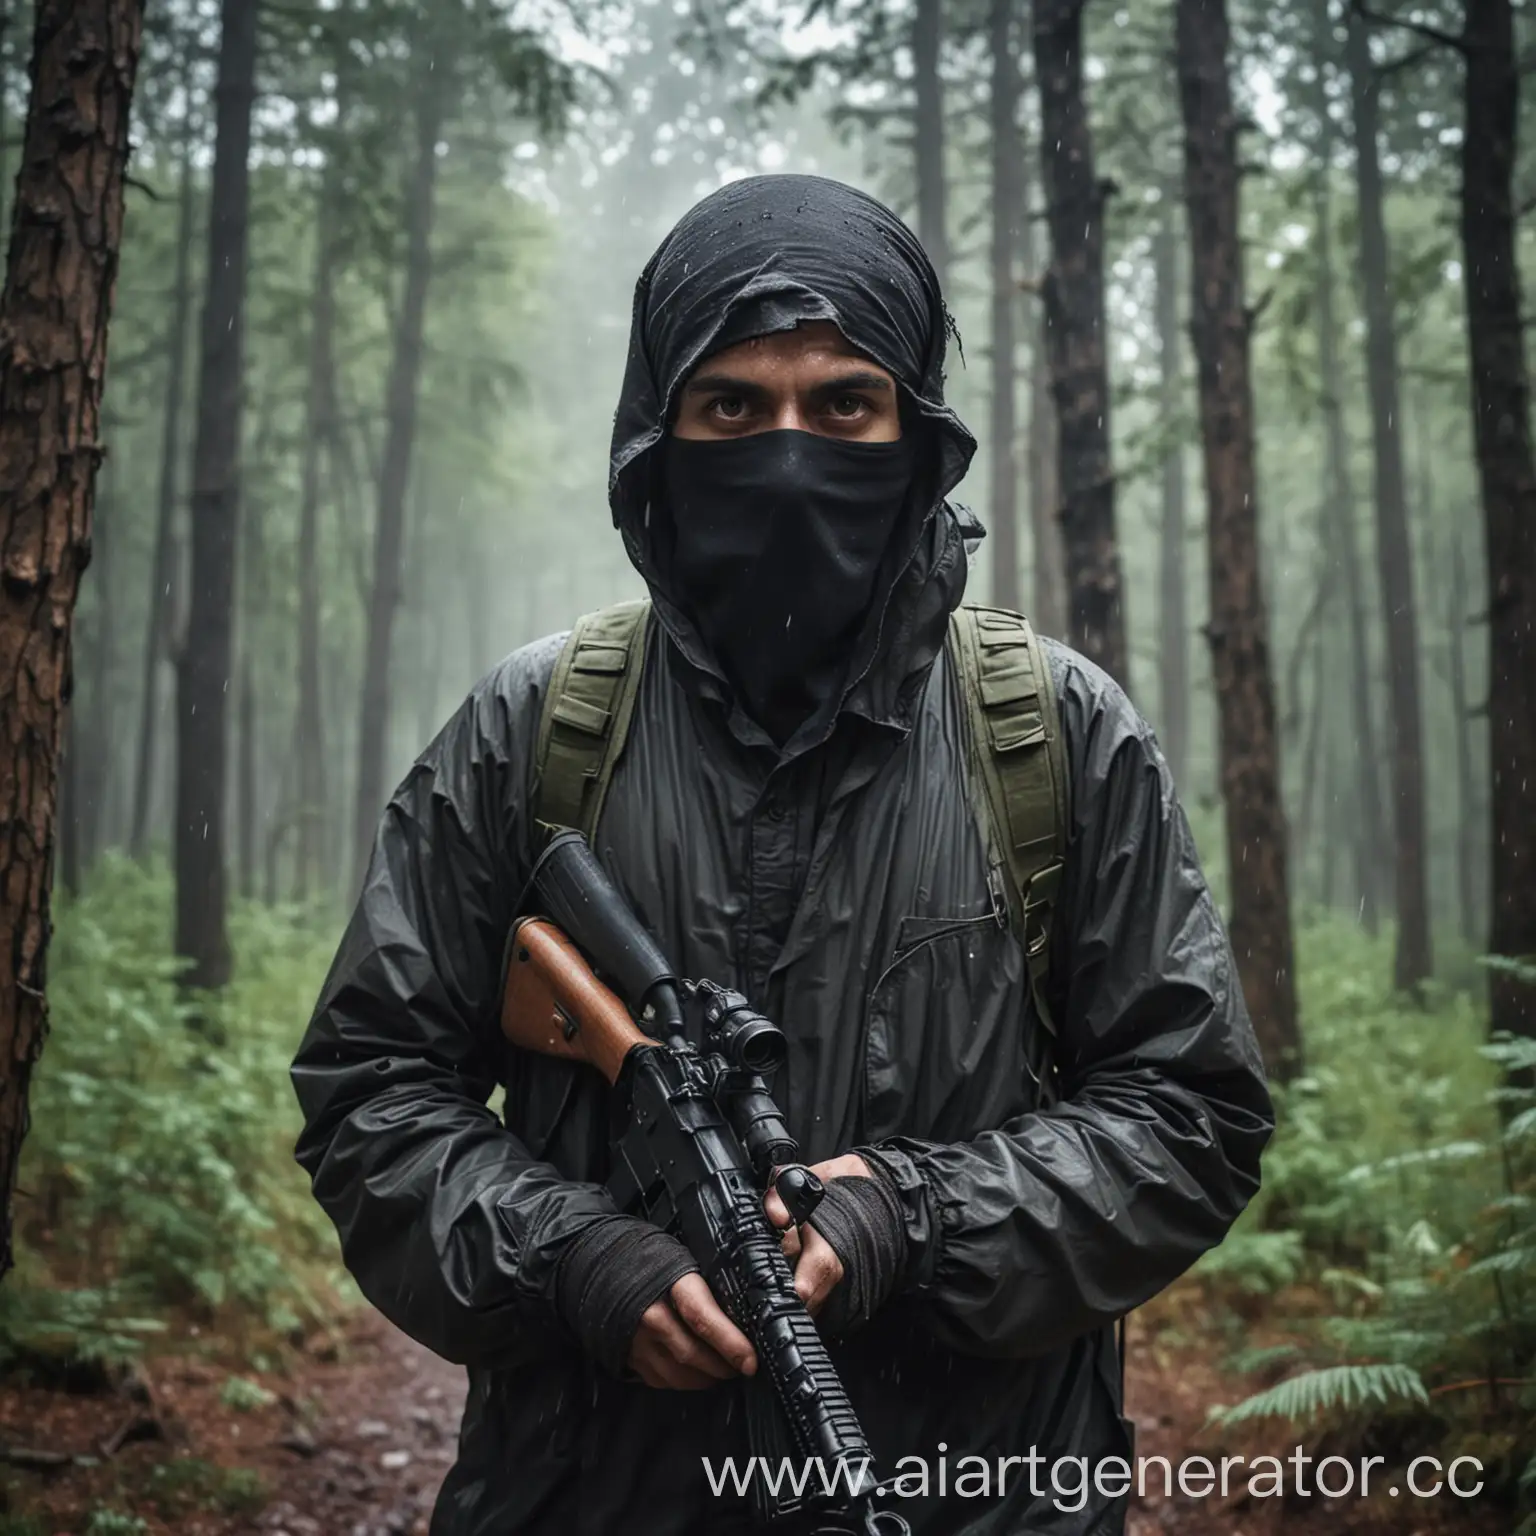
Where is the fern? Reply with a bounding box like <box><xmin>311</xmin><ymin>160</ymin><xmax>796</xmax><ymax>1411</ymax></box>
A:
<box><xmin>1211</xmin><ymin>1363</ymin><xmax>1429</xmax><ymax>1428</ymax></box>
<box><xmin>1481</xmin><ymin>955</ymin><xmax>1536</xmax><ymax>987</ymax></box>
<box><xmin>1486</xmin><ymin>1033</ymin><xmax>1536</xmax><ymax>1078</ymax></box>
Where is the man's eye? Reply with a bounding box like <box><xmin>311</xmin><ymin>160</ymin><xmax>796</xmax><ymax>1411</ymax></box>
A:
<box><xmin>828</xmin><ymin>395</ymin><xmax>869</xmax><ymax>418</ymax></box>
<box><xmin>708</xmin><ymin>397</ymin><xmax>748</xmax><ymax>420</ymax></box>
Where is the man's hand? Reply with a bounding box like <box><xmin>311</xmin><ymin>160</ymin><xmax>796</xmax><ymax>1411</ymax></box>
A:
<box><xmin>628</xmin><ymin>1272</ymin><xmax>758</xmax><ymax>1390</ymax></box>
<box><xmin>764</xmin><ymin>1153</ymin><xmax>872</xmax><ymax>1315</ymax></box>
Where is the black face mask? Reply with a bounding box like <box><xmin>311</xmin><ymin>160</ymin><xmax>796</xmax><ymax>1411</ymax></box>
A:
<box><xmin>663</xmin><ymin>429</ymin><xmax>917</xmax><ymax>745</ymax></box>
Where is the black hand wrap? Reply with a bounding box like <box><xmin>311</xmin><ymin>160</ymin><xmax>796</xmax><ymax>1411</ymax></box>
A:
<box><xmin>805</xmin><ymin>1165</ymin><xmax>908</xmax><ymax>1336</ymax></box>
<box><xmin>554</xmin><ymin>1215</ymin><xmax>699</xmax><ymax>1376</ymax></box>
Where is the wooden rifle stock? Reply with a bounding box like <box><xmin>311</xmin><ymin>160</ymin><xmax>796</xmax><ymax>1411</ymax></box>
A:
<box><xmin>500</xmin><ymin>917</ymin><xmax>649</xmax><ymax>1086</ymax></box>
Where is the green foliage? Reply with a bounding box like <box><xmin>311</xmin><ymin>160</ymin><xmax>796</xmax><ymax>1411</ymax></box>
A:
<box><xmin>84</xmin><ymin>1513</ymin><xmax>149</xmax><ymax>1536</ymax></box>
<box><xmin>1189</xmin><ymin>1228</ymin><xmax>1304</xmax><ymax>1294</ymax></box>
<box><xmin>219</xmin><ymin>1374</ymin><xmax>278</xmax><ymax>1412</ymax></box>
<box><xmin>1232</xmin><ymin>916</ymin><xmax>1497</xmax><ymax>1262</ymax></box>
<box><xmin>1212</xmin><ymin>1362</ymin><xmax>1429</xmax><ymax>1428</ymax></box>
<box><xmin>2</xmin><ymin>857</ymin><xmax>345</xmax><ymax>1363</ymax></box>
<box><xmin>0</xmin><ymin>1281</ymin><xmax>166</xmax><ymax>1375</ymax></box>
<box><xmin>1198</xmin><ymin>921</ymin><xmax>1535</xmax><ymax>1504</ymax></box>
<box><xmin>147</xmin><ymin>1457</ymin><xmax>269</xmax><ymax>1516</ymax></box>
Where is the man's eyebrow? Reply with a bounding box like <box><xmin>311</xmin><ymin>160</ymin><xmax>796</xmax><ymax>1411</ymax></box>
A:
<box><xmin>683</xmin><ymin>372</ymin><xmax>770</xmax><ymax>395</ymax></box>
<box><xmin>810</xmin><ymin>370</ymin><xmax>893</xmax><ymax>393</ymax></box>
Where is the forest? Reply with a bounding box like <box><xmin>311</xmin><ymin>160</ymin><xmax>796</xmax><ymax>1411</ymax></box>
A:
<box><xmin>0</xmin><ymin>0</ymin><xmax>1532</xmax><ymax>1532</ymax></box>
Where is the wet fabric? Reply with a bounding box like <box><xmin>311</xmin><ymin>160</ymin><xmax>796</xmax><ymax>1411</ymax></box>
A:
<box><xmin>291</xmin><ymin>174</ymin><xmax>1274</xmax><ymax>1536</ymax></box>
<box><xmin>803</xmin><ymin>1169</ymin><xmax>908</xmax><ymax>1337</ymax></box>
<box><xmin>554</xmin><ymin>1215</ymin><xmax>698</xmax><ymax>1378</ymax></box>
<box><xmin>663</xmin><ymin>431</ymin><xmax>916</xmax><ymax>744</ymax></box>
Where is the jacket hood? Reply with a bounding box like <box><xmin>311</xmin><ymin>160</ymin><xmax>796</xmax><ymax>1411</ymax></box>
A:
<box><xmin>607</xmin><ymin>173</ymin><xmax>980</xmax><ymax>748</ymax></box>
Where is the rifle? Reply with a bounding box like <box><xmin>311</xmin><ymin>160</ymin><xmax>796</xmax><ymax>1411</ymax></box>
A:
<box><xmin>501</xmin><ymin>830</ymin><xmax>908</xmax><ymax>1536</ymax></box>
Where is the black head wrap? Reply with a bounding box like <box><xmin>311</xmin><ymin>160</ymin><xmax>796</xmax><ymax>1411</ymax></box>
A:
<box><xmin>609</xmin><ymin>174</ymin><xmax>980</xmax><ymax>750</ymax></box>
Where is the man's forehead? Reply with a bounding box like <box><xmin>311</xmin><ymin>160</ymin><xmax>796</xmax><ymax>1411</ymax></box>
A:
<box><xmin>696</xmin><ymin>321</ymin><xmax>884</xmax><ymax>372</ymax></box>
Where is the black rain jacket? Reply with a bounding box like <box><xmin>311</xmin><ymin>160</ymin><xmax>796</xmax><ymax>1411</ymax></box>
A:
<box><xmin>292</xmin><ymin>175</ymin><xmax>1274</xmax><ymax>1536</ymax></box>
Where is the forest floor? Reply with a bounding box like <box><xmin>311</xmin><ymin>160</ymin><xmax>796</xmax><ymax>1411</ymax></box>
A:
<box><xmin>0</xmin><ymin>1288</ymin><xmax>1507</xmax><ymax>1536</ymax></box>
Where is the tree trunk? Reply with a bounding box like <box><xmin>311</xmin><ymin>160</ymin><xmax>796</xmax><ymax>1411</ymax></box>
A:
<box><xmin>1306</xmin><ymin>6</ymin><xmax>1387</xmax><ymax>932</ymax></box>
<box><xmin>292</xmin><ymin>149</ymin><xmax>339</xmax><ymax>900</ymax></box>
<box><xmin>174</xmin><ymin>0</ymin><xmax>256</xmax><ymax>991</ymax></box>
<box><xmin>1176</xmin><ymin>0</ymin><xmax>1302</xmax><ymax>1079</ymax></box>
<box><xmin>237</xmin><ymin>649</ymin><xmax>255</xmax><ymax>900</ymax></box>
<box><xmin>988</xmin><ymin>0</ymin><xmax>1021</xmax><ymax>610</ymax></box>
<box><xmin>0</xmin><ymin>0</ymin><xmax>144</xmax><ymax>1281</ymax></box>
<box><xmin>80</xmin><ymin>462</ymin><xmax>115</xmax><ymax>866</ymax></box>
<box><xmin>1152</xmin><ymin>208</ymin><xmax>1190</xmax><ymax>785</ymax></box>
<box><xmin>236</xmin><ymin>393</ymin><xmax>272</xmax><ymax>905</ymax></box>
<box><xmin>130</xmin><ymin>80</ymin><xmax>196</xmax><ymax>861</ymax></box>
<box><xmin>912</xmin><ymin>0</ymin><xmax>947</xmax><ymax>292</ymax></box>
<box><xmin>1414</xmin><ymin>389</ymin><xmax>1480</xmax><ymax>950</ymax></box>
<box><xmin>1296</xmin><ymin>604</ymin><xmax>1329</xmax><ymax>889</ymax></box>
<box><xmin>352</xmin><ymin>41</ymin><xmax>448</xmax><ymax>893</ymax></box>
<box><xmin>0</xmin><ymin>0</ymin><xmax>12</xmax><ymax>230</ymax></box>
<box><xmin>1345</xmin><ymin>15</ymin><xmax>1432</xmax><ymax>988</ymax></box>
<box><xmin>1017</xmin><ymin>106</ymin><xmax>1065</xmax><ymax>637</ymax></box>
<box><xmin>1461</xmin><ymin>0</ymin><xmax>1536</xmax><ymax>1039</ymax></box>
<box><xmin>1445</xmin><ymin>524</ymin><xmax>1480</xmax><ymax>946</ymax></box>
<box><xmin>1031</xmin><ymin>0</ymin><xmax>1127</xmax><ymax>684</ymax></box>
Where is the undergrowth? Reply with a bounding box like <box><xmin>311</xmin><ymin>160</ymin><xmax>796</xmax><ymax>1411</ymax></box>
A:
<box><xmin>1195</xmin><ymin>918</ymin><xmax>1534</xmax><ymax>1520</ymax></box>
<box><xmin>4</xmin><ymin>855</ymin><xmax>1530</xmax><ymax>1523</ymax></box>
<box><xmin>0</xmin><ymin>855</ymin><xmax>350</xmax><ymax>1374</ymax></box>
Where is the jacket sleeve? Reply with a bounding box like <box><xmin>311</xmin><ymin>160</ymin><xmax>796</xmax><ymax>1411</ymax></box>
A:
<box><xmin>870</xmin><ymin>644</ymin><xmax>1275</xmax><ymax>1357</ymax></box>
<box><xmin>290</xmin><ymin>636</ymin><xmax>621</xmax><ymax>1366</ymax></box>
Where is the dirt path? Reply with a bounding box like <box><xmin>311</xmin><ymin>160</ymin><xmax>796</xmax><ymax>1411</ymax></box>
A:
<box><xmin>0</xmin><ymin>1308</ymin><xmax>1504</xmax><ymax>1535</ymax></box>
<box><xmin>0</xmin><ymin>1315</ymin><xmax>466</xmax><ymax>1536</ymax></box>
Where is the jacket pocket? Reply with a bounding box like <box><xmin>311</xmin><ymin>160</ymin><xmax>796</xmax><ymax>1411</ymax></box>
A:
<box><xmin>862</xmin><ymin>910</ymin><xmax>1036</xmax><ymax>1144</ymax></box>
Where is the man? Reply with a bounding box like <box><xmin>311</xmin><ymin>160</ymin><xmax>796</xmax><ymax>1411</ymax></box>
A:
<box><xmin>292</xmin><ymin>174</ymin><xmax>1273</xmax><ymax>1535</ymax></box>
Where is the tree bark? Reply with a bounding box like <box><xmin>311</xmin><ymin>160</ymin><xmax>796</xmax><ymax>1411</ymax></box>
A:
<box><xmin>1152</xmin><ymin>208</ymin><xmax>1190</xmax><ymax>785</ymax></box>
<box><xmin>0</xmin><ymin>0</ymin><xmax>144</xmax><ymax>1280</ymax></box>
<box><xmin>175</xmin><ymin>0</ymin><xmax>256</xmax><ymax>990</ymax></box>
<box><xmin>1461</xmin><ymin>0</ymin><xmax>1536</xmax><ymax>1038</ymax></box>
<box><xmin>237</xmin><ymin>649</ymin><xmax>255</xmax><ymax>900</ymax></box>
<box><xmin>1031</xmin><ymin>0</ymin><xmax>1127</xmax><ymax>683</ymax></box>
<box><xmin>1414</xmin><ymin>390</ymin><xmax>1480</xmax><ymax>950</ymax></box>
<box><xmin>1306</xmin><ymin>6</ymin><xmax>1387</xmax><ymax>932</ymax></box>
<box><xmin>1444</xmin><ymin>523</ymin><xmax>1479</xmax><ymax>946</ymax></box>
<box><xmin>1295</xmin><ymin>601</ymin><xmax>1329</xmax><ymax>887</ymax></box>
<box><xmin>130</xmin><ymin>74</ymin><xmax>196</xmax><ymax>861</ymax></box>
<box><xmin>1176</xmin><ymin>0</ymin><xmax>1302</xmax><ymax>1078</ymax></box>
<box><xmin>80</xmin><ymin>462</ymin><xmax>115</xmax><ymax>866</ymax></box>
<box><xmin>912</xmin><ymin>0</ymin><xmax>947</xmax><ymax>292</ymax></box>
<box><xmin>0</xmin><ymin>0</ymin><xmax>12</xmax><ymax>231</ymax></box>
<box><xmin>1017</xmin><ymin>103</ymin><xmax>1065</xmax><ymax>637</ymax></box>
<box><xmin>1345</xmin><ymin>15</ymin><xmax>1432</xmax><ymax>988</ymax></box>
<box><xmin>352</xmin><ymin>38</ymin><xmax>448</xmax><ymax>893</ymax></box>
<box><xmin>988</xmin><ymin>0</ymin><xmax>1021</xmax><ymax>610</ymax></box>
<box><xmin>292</xmin><ymin>138</ymin><xmax>340</xmax><ymax>900</ymax></box>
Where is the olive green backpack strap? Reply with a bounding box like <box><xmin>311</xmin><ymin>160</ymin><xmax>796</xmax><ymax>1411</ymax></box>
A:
<box><xmin>948</xmin><ymin>604</ymin><xmax>1070</xmax><ymax>1040</ymax></box>
<box><xmin>534</xmin><ymin>598</ymin><xmax>651</xmax><ymax>838</ymax></box>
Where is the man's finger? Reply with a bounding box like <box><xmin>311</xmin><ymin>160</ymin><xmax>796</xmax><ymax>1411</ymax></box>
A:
<box><xmin>648</xmin><ymin>1297</ymin><xmax>738</xmax><ymax>1381</ymax></box>
<box><xmin>793</xmin><ymin>1225</ymin><xmax>844</xmax><ymax>1315</ymax></box>
<box><xmin>631</xmin><ymin>1326</ymin><xmax>725</xmax><ymax>1390</ymax></box>
<box><xmin>765</xmin><ymin>1154</ymin><xmax>870</xmax><ymax>1229</ymax></box>
<box><xmin>630</xmin><ymin>1302</ymin><xmax>727</xmax><ymax>1389</ymax></box>
<box><xmin>779</xmin><ymin>1226</ymin><xmax>803</xmax><ymax>1260</ymax></box>
<box><xmin>670</xmin><ymin>1274</ymin><xmax>758</xmax><ymax>1375</ymax></box>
